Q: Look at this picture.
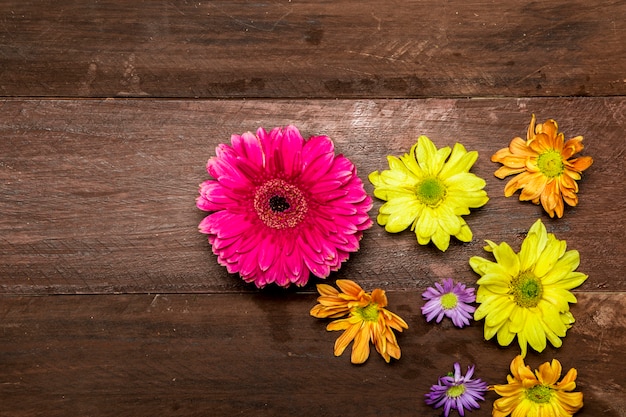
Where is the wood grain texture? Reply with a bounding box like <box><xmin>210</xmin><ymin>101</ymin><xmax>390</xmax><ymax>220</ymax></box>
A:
<box><xmin>1</xmin><ymin>98</ymin><xmax>624</xmax><ymax>294</ymax></box>
<box><xmin>0</xmin><ymin>292</ymin><xmax>624</xmax><ymax>417</ymax></box>
<box><xmin>2</xmin><ymin>2</ymin><xmax>625</xmax><ymax>415</ymax></box>
<box><xmin>0</xmin><ymin>0</ymin><xmax>625</xmax><ymax>98</ymax></box>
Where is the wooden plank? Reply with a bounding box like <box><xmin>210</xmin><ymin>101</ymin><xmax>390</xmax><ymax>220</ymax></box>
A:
<box><xmin>0</xmin><ymin>292</ymin><xmax>623</xmax><ymax>416</ymax></box>
<box><xmin>0</xmin><ymin>0</ymin><xmax>625</xmax><ymax>98</ymax></box>
<box><xmin>1</xmin><ymin>98</ymin><xmax>624</xmax><ymax>294</ymax></box>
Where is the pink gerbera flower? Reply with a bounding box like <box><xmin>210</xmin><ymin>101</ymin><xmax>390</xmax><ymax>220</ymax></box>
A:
<box><xmin>196</xmin><ymin>126</ymin><xmax>373</xmax><ymax>288</ymax></box>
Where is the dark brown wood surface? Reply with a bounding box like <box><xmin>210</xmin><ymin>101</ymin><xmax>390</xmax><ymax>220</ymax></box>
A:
<box><xmin>1</xmin><ymin>293</ymin><xmax>624</xmax><ymax>417</ymax></box>
<box><xmin>1</xmin><ymin>1</ymin><xmax>625</xmax><ymax>416</ymax></box>
<box><xmin>0</xmin><ymin>0</ymin><xmax>625</xmax><ymax>98</ymax></box>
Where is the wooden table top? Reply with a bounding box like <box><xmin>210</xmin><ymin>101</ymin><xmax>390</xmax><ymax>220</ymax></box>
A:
<box><xmin>1</xmin><ymin>1</ymin><xmax>624</xmax><ymax>416</ymax></box>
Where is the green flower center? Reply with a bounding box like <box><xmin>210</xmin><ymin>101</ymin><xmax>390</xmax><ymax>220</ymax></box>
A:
<box><xmin>526</xmin><ymin>385</ymin><xmax>553</xmax><ymax>404</ymax></box>
<box><xmin>446</xmin><ymin>384</ymin><xmax>466</xmax><ymax>398</ymax></box>
<box><xmin>440</xmin><ymin>293</ymin><xmax>458</xmax><ymax>310</ymax></box>
<box><xmin>536</xmin><ymin>150</ymin><xmax>564</xmax><ymax>178</ymax></box>
<box><xmin>415</xmin><ymin>177</ymin><xmax>447</xmax><ymax>206</ymax></box>
<box><xmin>356</xmin><ymin>304</ymin><xmax>380</xmax><ymax>322</ymax></box>
<box><xmin>511</xmin><ymin>271</ymin><xmax>543</xmax><ymax>308</ymax></box>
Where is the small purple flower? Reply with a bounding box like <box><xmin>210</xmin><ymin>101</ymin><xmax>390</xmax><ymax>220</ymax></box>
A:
<box><xmin>421</xmin><ymin>278</ymin><xmax>476</xmax><ymax>328</ymax></box>
<box><xmin>425</xmin><ymin>362</ymin><xmax>488</xmax><ymax>417</ymax></box>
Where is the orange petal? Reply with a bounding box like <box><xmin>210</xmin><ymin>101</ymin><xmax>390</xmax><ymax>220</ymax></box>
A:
<box><xmin>370</xmin><ymin>288</ymin><xmax>388</xmax><ymax>307</ymax></box>
<box><xmin>526</xmin><ymin>114</ymin><xmax>537</xmax><ymax>141</ymax></box>
<box><xmin>540</xmin><ymin>181</ymin><xmax>563</xmax><ymax>218</ymax></box>
<box><xmin>517</xmin><ymin>173</ymin><xmax>548</xmax><ymax>201</ymax></box>
<box><xmin>568</xmin><ymin>156</ymin><xmax>593</xmax><ymax>172</ymax></box>
<box><xmin>495</xmin><ymin>165</ymin><xmax>528</xmax><ymax>178</ymax></box>
<box><xmin>350</xmin><ymin>325</ymin><xmax>372</xmax><ymax>364</ymax></box>
<box><xmin>562</xmin><ymin>136</ymin><xmax>585</xmax><ymax>158</ymax></box>
<box><xmin>336</xmin><ymin>279</ymin><xmax>367</xmax><ymax>300</ymax></box>
<box><xmin>333</xmin><ymin>321</ymin><xmax>360</xmax><ymax>357</ymax></box>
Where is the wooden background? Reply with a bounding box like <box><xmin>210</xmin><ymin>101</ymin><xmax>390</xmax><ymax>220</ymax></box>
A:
<box><xmin>1</xmin><ymin>1</ymin><xmax>625</xmax><ymax>416</ymax></box>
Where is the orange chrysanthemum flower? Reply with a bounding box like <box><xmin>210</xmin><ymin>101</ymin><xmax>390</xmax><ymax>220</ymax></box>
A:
<box><xmin>492</xmin><ymin>115</ymin><xmax>593</xmax><ymax>218</ymax></box>
<box><xmin>310</xmin><ymin>280</ymin><xmax>408</xmax><ymax>364</ymax></box>
<box><xmin>309</xmin><ymin>279</ymin><xmax>370</xmax><ymax>319</ymax></box>
<box><xmin>492</xmin><ymin>355</ymin><xmax>583</xmax><ymax>417</ymax></box>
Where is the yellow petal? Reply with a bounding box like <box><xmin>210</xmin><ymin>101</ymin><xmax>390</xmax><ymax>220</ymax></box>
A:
<box><xmin>522</xmin><ymin>312</ymin><xmax>547</xmax><ymax>353</ymax></box>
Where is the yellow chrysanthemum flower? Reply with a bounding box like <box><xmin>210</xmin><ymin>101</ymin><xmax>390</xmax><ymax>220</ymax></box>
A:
<box><xmin>310</xmin><ymin>280</ymin><xmax>408</xmax><ymax>364</ymax></box>
<box><xmin>369</xmin><ymin>136</ymin><xmax>489</xmax><ymax>251</ymax></box>
<box><xmin>492</xmin><ymin>114</ymin><xmax>593</xmax><ymax>218</ymax></box>
<box><xmin>492</xmin><ymin>355</ymin><xmax>583</xmax><ymax>417</ymax></box>
<box><xmin>470</xmin><ymin>219</ymin><xmax>588</xmax><ymax>357</ymax></box>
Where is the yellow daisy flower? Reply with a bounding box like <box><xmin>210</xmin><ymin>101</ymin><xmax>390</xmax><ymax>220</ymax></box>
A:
<box><xmin>470</xmin><ymin>219</ymin><xmax>588</xmax><ymax>357</ymax></box>
<box><xmin>492</xmin><ymin>355</ymin><xmax>583</xmax><ymax>417</ymax></box>
<box><xmin>492</xmin><ymin>114</ymin><xmax>593</xmax><ymax>218</ymax></box>
<box><xmin>369</xmin><ymin>136</ymin><xmax>489</xmax><ymax>251</ymax></box>
<box><xmin>311</xmin><ymin>280</ymin><xmax>408</xmax><ymax>364</ymax></box>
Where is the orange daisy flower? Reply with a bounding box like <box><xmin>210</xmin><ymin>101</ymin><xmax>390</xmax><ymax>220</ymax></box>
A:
<box><xmin>311</xmin><ymin>280</ymin><xmax>408</xmax><ymax>364</ymax></box>
<box><xmin>492</xmin><ymin>355</ymin><xmax>583</xmax><ymax>417</ymax></box>
<box><xmin>492</xmin><ymin>114</ymin><xmax>593</xmax><ymax>218</ymax></box>
<box><xmin>310</xmin><ymin>279</ymin><xmax>369</xmax><ymax>319</ymax></box>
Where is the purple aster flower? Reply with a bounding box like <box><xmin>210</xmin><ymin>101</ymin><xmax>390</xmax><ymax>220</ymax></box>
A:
<box><xmin>421</xmin><ymin>278</ymin><xmax>476</xmax><ymax>328</ymax></box>
<box><xmin>425</xmin><ymin>362</ymin><xmax>488</xmax><ymax>417</ymax></box>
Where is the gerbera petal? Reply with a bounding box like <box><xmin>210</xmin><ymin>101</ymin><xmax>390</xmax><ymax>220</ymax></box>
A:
<box><xmin>197</xmin><ymin>127</ymin><xmax>371</xmax><ymax>288</ymax></box>
<box><xmin>277</xmin><ymin>125</ymin><xmax>305</xmax><ymax>175</ymax></box>
<box><xmin>231</xmin><ymin>131</ymin><xmax>264</xmax><ymax>168</ymax></box>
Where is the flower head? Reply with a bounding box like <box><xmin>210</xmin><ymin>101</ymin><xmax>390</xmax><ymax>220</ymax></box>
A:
<box><xmin>470</xmin><ymin>219</ymin><xmax>588</xmax><ymax>357</ymax></box>
<box><xmin>310</xmin><ymin>280</ymin><xmax>408</xmax><ymax>364</ymax></box>
<box><xmin>421</xmin><ymin>278</ymin><xmax>476</xmax><ymax>328</ymax></box>
<box><xmin>196</xmin><ymin>126</ymin><xmax>372</xmax><ymax>288</ymax></box>
<box><xmin>492</xmin><ymin>114</ymin><xmax>593</xmax><ymax>218</ymax></box>
<box><xmin>425</xmin><ymin>362</ymin><xmax>488</xmax><ymax>417</ymax></box>
<box><xmin>492</xmin><ymin>355</ymin><xmax>583</xmax><ymax>417</ymax></box>
<box><xmin>369</xmin><ymin>136</ymin><xmax>488</xmax><ymax>251</ymax></box>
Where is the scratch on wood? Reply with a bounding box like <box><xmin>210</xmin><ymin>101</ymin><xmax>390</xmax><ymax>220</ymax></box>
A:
<box><xmin>150</xmin><ymin>294</ymin><xmax>160</xmax><ymax>308</ymax></box>
<box><xmin>207</xmin><ymin>4</ymin><xmax>292</xmax><ymax>32</ymax></box>
<box><xmin>514</xmin><ymin>64</ymin><xmax>549</xmax><ymax>85</ymax></box>
<box><xmin>370</xmin><ymin>12</ymin><xmax>382</xmax><ymax>31</ymax></box>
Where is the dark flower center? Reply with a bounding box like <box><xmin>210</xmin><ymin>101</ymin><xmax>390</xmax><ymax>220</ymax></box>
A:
<box><xmin>254</xmin><ymin>179</ymin><xmax>307</xmax><ymax>229</ymax></box>
<box><xmin>269</xmin><ymin>195</ymin><xmax>290</xmax><ymax>212</ymax></box>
